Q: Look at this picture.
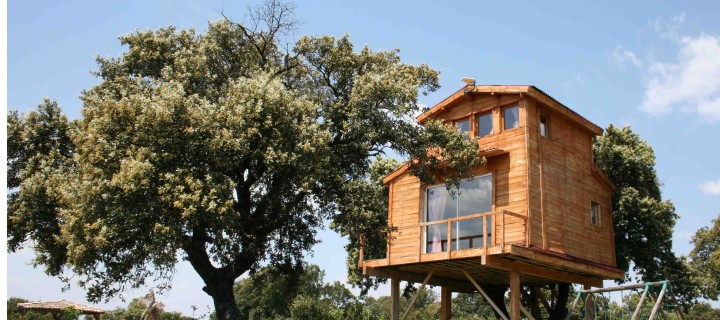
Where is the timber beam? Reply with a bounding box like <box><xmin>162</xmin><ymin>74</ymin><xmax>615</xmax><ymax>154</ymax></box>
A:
<box><xmin>365</xmin><ymin>267</ymin><xmax>477</xmax><ymax>292</ymax></box>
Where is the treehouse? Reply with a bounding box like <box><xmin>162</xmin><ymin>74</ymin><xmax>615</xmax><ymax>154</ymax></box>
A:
<box><xmin>359</xmin><ymin>84</ymin><xmax>625</xmax><ymax>320</ymax></box>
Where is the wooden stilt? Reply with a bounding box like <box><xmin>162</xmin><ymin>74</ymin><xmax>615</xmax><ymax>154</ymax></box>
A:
<box><xmin>441</xmin><ymin>287</ymin><xmax>452</xmax><ymax>320</ymax></box>
<box><xmin>510</xmin><ymin>269</ymin><xmax>521</xmax><ymax>320</ymax></box>
<box><xmin>391</xmin><ymin>277</ymin><xmax>400</xmax><ymax>320</ymax></box>
<box><xmin>584</xmin><ymin>284</ymin><xmax>594</xmax><ymax>320</ymax></box>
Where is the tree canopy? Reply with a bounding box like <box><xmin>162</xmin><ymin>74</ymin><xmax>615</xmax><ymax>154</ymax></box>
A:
<box><xmin>593</xmin><ymin>125</ymin><xmax>695</xmax><ymax>305</ymax></box>
<box><xmin>688</xmin><ymin>213</ymin><xmax>720</xmax><ymax>300</ymax></box>
<box><xmin>6</xmin><ymin>1</ymin><xmax>479</xmax><ymax>319</ymax></box>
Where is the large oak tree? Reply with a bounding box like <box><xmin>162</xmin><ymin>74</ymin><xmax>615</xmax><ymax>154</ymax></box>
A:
<box><xmin>7</xmin><ymin>2</ymin><xmax>481</xmax><ymax>319</ymax></box>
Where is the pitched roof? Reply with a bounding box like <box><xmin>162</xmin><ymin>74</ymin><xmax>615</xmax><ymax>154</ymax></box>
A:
<box><xmin>417</xmin><ymin>85</ymin><xmax>603</xmax><ymax>136</ymax></box>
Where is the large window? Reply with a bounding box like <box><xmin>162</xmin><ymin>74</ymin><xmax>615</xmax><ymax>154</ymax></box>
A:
<box><xmin>503</xmin><ymin>106</ymin><xmax>519</xmax><ymax>130</ymax></box>
<box><xmin>425</xmin><ymin>175</ymin><xmax>493</xmax><ymax>253</ymax></box>
<box><xmin>477</xmin><ymin>113</ymin><xmax>493</xmax><ymax>137</ymax></box>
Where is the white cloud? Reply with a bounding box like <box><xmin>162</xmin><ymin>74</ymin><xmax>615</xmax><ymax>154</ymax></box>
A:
<box><xmin>610</xmin><ymin>46</ymin><xmax>643</xmax><ymax>69</ymax></box>
<box><xmin>640</xmin><ymin>34</ymin><xmax>720</xmax><ymax>121</ymax></box>
<box><xmin>699</xmin><ymin>180</ymin><xmax>720</xmax><ymax>196</ymax></box>
<box><xmin>652</xmin><ymin>13</ymin><xmax>686</xmax><ymax>41</ymax></box>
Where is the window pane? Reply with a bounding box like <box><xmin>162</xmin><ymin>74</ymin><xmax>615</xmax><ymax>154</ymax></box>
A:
<box><xmin>426</xmin><ymin>223</ymin><xmax>448</xmax><ymax>253</ymax></box>
<box><xmin>477</xmin><ymin>113</ymin><xmax>493</xmax><ymax>137</ymax></box>
<box><xmin>453</xmin><ymin>216</ymin><xmax>492</xmax><ymax>250</ymax></box>
<box><xmin>426</xmin><ymin>185</ymin><xmax>456</xmax><ymax>222</ymax></box>
<box><xmin>458</xmin><ymin>175</ymin><xmax>493</xmax><ymax>216</ymax></box>
<box><xmin>591</xmin><ymin>202</ymin><xmax>600</xmax><ymax>225</ymax></box>
<box><xmin>456</xmin><ymin>119</ymin><xmax>471</xmax><ymax>139</ymax></box>
<box><xmin>503</xmin><ymin>106</ymin><xmax>519</xmax><ymax>130</ymax></box>
<box><xmin>540</xmin><ymin>116</ymin><xmax>547</xmax><ymax>137</ymax></box>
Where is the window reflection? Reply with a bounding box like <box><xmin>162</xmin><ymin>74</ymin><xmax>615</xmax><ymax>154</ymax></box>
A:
<box><xmin>425</xmin><ymin>175</ymin><xmax>493</xmax><ymax>252</ymax></box>
<box><xmin>504</xmin><ymin>106</ymin><xmax>519</xmax><ymax>130</ymax></box>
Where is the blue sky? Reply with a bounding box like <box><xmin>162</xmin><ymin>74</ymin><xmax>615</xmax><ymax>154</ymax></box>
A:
<box><xmin>7</xmin><ymin>0</ymin><xmax>720</xmax><ymax>316</ymax></box>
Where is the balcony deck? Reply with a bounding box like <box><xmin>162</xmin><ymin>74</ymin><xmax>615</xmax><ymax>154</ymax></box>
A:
<box><xmin>361</xmin><ymin>210</ymin><xmax>624</xmax><ymax>291</ymax></box>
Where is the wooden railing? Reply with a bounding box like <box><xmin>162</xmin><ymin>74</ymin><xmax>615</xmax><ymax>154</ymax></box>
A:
<box><xmin>420</xmin><ymin>210</ymin><xmax>527</xmax><ymax>257</ymax></box>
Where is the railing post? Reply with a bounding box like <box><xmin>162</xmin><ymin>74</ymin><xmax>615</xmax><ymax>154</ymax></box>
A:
<box><xmin>483</xmin><ymin>215</ymin><xmax>488</xmax><ymax>256</ymax></box>
<box><xmin>447</xmin><ymin>221</ymin><xmax>452</xmax><ymax>258</ymax></box>
<box><xmin>502</xmin><ymin>211</ymin><xmax>506</xmax><ymax>252</ymax></box>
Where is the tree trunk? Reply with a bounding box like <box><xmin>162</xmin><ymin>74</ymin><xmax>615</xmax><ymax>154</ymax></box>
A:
<box><xmin>481</xmin><ymin>284</ymin><xmax>510</xmax><ymax>320</ymax></box>
<box><xmin>204</xmin><ymin>276</ymin><xmax>243</xmax><ymax>320</ymax></box>
<box><xmin>522</xmin><ymin>286</ymin><xmax>543</xmax><ymax>320</ymax></box>
<box><xmin>548</xmin><ymin>283</ymin><xmax>570</xmax><ymax>320</ymax></box>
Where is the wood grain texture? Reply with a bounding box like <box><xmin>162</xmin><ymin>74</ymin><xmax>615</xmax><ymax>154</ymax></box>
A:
<box><xmin>379</xmin><ymin>89</ymin><xmax>618</xmax><ymax>287</ymax></box>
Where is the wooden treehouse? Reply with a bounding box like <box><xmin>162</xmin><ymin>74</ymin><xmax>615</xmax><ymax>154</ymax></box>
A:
<box><xmin>359</xmin><ymin>83</ymin><xmax>625</xmax><ymax>320</ymax></box>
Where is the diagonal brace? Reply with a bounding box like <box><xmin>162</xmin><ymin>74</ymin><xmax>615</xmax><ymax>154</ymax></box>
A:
<box><xmin>462</xmin><ymin>269</ymin><xmax>509</xmax><ymax>320</ymax></box>
<box><xmin>400</xmin><ymin>270</ymin><xmax>434</xmax><ymax>320</ymax></box>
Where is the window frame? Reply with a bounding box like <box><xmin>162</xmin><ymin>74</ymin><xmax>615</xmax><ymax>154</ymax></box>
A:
<box><xmin>454</xmin><ymin>117</ymin><xmax>472</xmax><ymax>139</ymax></box>
<box><xmin>476</xmin><ymin>112</ymin><xmax>493</xmax><ymax>138</ymax></box>
<box><xmin>423</xmin><ymin>173</ymin><xmax>495</xmax><ymax>253</ymax></box>
<box><xmin>590</xmin><ymin>201</ymin><xmax>601</xmax><ymax>226</ymax></box>
<box><xmin>539</xmin><ymin>114</ymin><xmax>548</xmax><ymax>138</ymax></box>
<box><xmin>502</xmin><ymin>105</ymin><xmax>521</xmax><ymax>131</ymax></box>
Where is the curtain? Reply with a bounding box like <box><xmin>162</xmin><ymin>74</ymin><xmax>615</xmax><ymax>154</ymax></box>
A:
<box><xmin>427</xmin><ymin>187</ymin><xmax>447</xmax><ymax>253</ymax></box>
<box><xmin>509</xmin><ymin>107</ymin><xmax>519</xmax><ymax>128</ymax></box>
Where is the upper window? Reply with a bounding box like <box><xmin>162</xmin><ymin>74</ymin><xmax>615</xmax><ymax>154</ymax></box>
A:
<box><xmin>477</xmin><ymin>113</ymin><xmax>493</xmax><ymax>137</ymax></box>
<box><xmin>455</xmin><ymin>118</ymin><xmax>471</xmax><ymax>139</ymax></box>
<box><xmin>591</xmin><ymin>201</ymin><xmax>600</xmax><ymax>226</ymax></box>
<box><xmin>503</xmin><ymin>106</ymin><xmax>520</xmax><ymax>130</ymax></box>
<box><xmin>540</xmin><ymin>115</ymin><xmax>548</xmax><ymax>138</ymax></box>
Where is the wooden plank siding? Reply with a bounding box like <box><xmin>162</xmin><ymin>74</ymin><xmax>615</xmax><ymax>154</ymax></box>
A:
<box><xmin>388</xmin><ymin>94</ymin><xmax>530</xmax><ymax>265</ymax></box>
<box><xmin>379</xmin><ymin>88</ymin><xmax>618</xmax><ymax>283</ymax></box>
<box><xmin>525</xmin><ymin>97</ymin><xmax>616</xmax><ymax>266</ymax></box>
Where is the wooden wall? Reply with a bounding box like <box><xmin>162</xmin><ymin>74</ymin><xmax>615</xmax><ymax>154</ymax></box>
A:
<box><xmin>385</xmin><ymin>93</ymin><xmax>616</xmax><ymax>268</ymax></box>
<box><xmin>387</xmin><ymin>94</ymin><xmax>530</xmax><ymax>265</ymax></box>
<box><xmin>525</xmin><ymin>99</ymin><xmax>615</xmax><ymax>266</ymax></box>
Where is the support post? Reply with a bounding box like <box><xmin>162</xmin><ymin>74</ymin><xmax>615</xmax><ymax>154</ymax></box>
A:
<box><xmin>441</xmin><ymin>287</ymin><xmax>452</xmax><ymax>320</ymax></box>
<box><xmin>510</xmin><ymin>269</ymin><xmax>521</xmax><ymax>320</ymax></box>
<box><xmin>391</xmin><ymin>278</ymin><xmax>400</xmax><ymax>320</ymax></box>
<box><xmin>584</xmin><ymin>284</ymin><xmax>594</xmax><ymax>320</ymax></box>
<box><xmin>649</xmin><ymin>282</ymin><xmax>668</xmax><ymax>320</ymax></box>
<box><xmin>631</xmin><ymin>284</ymin><xmax>650</xmax><ymax>320</ymax></box>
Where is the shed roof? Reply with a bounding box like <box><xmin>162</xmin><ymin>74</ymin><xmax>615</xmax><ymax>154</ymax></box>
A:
<box><xmin>416</xmin><ymin>85</ymin><xmax>603</xmax><ymax>136</ymax></box>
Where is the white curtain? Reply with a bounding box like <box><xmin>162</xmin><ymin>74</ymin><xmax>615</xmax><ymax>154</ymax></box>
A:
<box><xmin>427</xmin><ymin>187</ymin><xmax>448</xmax><ymax>253</ymax></box>
<box><xmin>509</xmin><ymin>107</ymin><xmax>519</xmax><ymax>128</ymax></box>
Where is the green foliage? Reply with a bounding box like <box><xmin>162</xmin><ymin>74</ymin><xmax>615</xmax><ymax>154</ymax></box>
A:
<box><xmin>451</xmin><ymin>293</ymin><xmax>496</xmax><ymax>320</ymax></box>
<box><xmin>7</xmin><ymin>1</ymin><xmax>479</xmax><ymax>318</ymax></box>
<box><xmin>62</xmin><ymin>306</ymin><xmax>81</xmax><ymax>320</ymax></box>
<box><xmin>89</xmin><ymin>297</ymin><xmax>192</xmax><ymax>320</ymax></box>
<box><xmin>688</xmin><ymin>214</ymin><xmax>720</xmax><ymax>300</ymax></box>
<box><xmin>7</xmin><ymin>297</ymin><xmax>55</xmax><ymax>320</ymax></box>
<box><xmin>685</xmin><ymin>302</ymin><xmax>720</xmax><ymax>320</ymax></box>
<box><xmin>593</xmin><ymin>125</ymin><xmax>695</xmax><ymax>305</ymax></box>
<box><xmin>233</xmin><ymin>264</ymin><xmax>380</xmax><ymax>320</ymax></box>
<box><xmin>7</xmin><ymin>99</ymin><xmax>74</xmax><ymax>276</ymax></box>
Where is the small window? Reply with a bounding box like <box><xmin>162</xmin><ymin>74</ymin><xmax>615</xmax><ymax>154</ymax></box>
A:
<box><xmin>591</xmin><ymin>201</ymin><xmax>600</xmax><ymax>226</ymax></box>
<box><xmin>503</xmin><ymin>106</ymin><xmax>519</xmax><ymax>130</ymax></box>
<box><xmin>477</xmin><ymin>113</ymin><xmax>493</xmax><ymax>137</ymax></box>
<box><xmin>455</xmin><ymin>118</ymin><xmax>471</xmax><ymax>139</ymax></box>
<box><xmin>540</xmin><ymin>115</ymin><xmax>548</xmax><ymax>138</ymax></box>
